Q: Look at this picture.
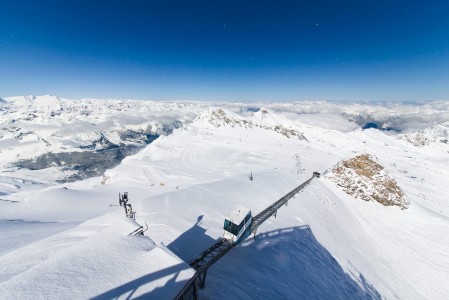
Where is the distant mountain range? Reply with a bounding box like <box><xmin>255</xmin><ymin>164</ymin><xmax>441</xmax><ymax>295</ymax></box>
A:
<box><xmin>1</xmin><ymin>96</ymin><xmax>449</xmax><ymax>299</ymax></box>
<box><xmin>1</xmin><ymin>95</ymin><xmax>448</xmax><ymax>183</ymax></box>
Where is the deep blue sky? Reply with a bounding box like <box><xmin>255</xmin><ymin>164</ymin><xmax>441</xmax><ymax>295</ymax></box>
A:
<box><xmin>1</xmin><ymin>0</ymin><xmax>449</xmax><ymax>101</ymax></box>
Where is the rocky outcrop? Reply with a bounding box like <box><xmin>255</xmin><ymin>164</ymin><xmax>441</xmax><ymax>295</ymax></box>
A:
<box><xmin>326</xmin><ymin>154</ymin><xmax>408</xmax><ymax>209</ymax></box>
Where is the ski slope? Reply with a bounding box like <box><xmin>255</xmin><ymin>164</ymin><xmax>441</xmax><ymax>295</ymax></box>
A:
<box><xmin>1</xmin><ymin>105</ymin><xmax>449</xmax><ymax>299</ymax></box>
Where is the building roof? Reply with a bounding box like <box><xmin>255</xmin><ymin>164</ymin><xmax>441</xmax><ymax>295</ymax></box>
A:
<box><xmin>226</xmin><ymin>205</ymin><xmax>251</xmax><ymax>225</ymax></box>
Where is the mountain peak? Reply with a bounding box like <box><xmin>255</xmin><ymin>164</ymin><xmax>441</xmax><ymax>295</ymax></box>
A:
<box><xmin>195</xmin><ymin>107</ymin><xmax>251</xmax><ymax>128</ymax></box>
<box><xmin>397</xmin><ymin>124</ymin><xmax>449</xmax><ymax>146</ymax></box>
<box><xmin>194</xmin><ymin>107</ymin><xmax>308</xmax><ymax>140</ymax></box>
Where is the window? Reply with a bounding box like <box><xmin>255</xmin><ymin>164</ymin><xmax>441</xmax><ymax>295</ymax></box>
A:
<box><xmin>237</xmin><ymin>220</ymin><xmax>244</xmax><ymax>234</ymax></box>
<box><xmin>244</xmin><ymin>213</ymin><xmax>251</xmax><ymax>224</ymax></box>
<box><xmin>224</xmin><ymin>219</ymin><xmax>232</xmax><ymax>232</ymax></box>
<box><xmin>224</xmin><ymin>219</ymin><xmax>240</xmax><ymax>236</ymax></box>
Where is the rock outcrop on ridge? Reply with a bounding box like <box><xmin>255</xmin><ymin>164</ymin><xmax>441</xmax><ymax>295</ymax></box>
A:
<box><xmin>326</xmin><ymin>154</ymin><xmax>408</xmax><ymax>209</ymax></box>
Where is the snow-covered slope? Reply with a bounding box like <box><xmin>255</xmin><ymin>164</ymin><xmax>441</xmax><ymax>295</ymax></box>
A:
<box><xmin>1</xmin><ymin>99</ymin><xmax>449</xmax><ymax>299</ymax></box>
<box><xmin>0</xmin><ymin>212</ymin><xmax>194</xmax><ymax>299</ymax></box>
<box><xmin>397</xmin><ymin>124</ymin><xmax>449</xmax><ymax>146</ymax></box>
<box><xmin>0</xmin><ymin>95</ymin><xmax>200</xmax><ymax>183</ymax></box>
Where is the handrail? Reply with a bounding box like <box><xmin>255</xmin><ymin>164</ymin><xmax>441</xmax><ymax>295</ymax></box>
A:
<box><xmin>174</xmin><ymin>172</ymin><xmax>320</xmax><ymax>300</ymax></box>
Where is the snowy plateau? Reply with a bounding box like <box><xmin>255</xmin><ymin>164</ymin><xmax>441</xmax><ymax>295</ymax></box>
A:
<box><xmin>1</xmin><ymin>95</ymin><xmax>449</xmax><ymax>299</ymax></box>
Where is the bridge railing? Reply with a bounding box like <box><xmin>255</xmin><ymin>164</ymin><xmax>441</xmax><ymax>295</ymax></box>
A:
<box><xmin>174</xmin><ymin>172</ymin><xmax>320</xmax><ymax>300</ymax></box>
<box><xmin>250</xmin><ymin>174</ymin><xmax>316</xmax><ymax>233</ymax></box>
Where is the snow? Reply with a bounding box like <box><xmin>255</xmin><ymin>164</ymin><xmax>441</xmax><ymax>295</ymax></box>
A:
<box><xmin>0</xmin><ymin>212</ymin><xmax>194</xmax><ymax>299</ymax></box>
<box><xmin>1</xmin><ymin>97</ymin><xmax>449</xmax><ymax>299</ymax></box>
<box><xmin>397</xmin><ymin>124</ymin><xmax>449</xmax><ymax>146</ymax></box>
<box><xmin>0</xmin><ymin>95</ymin><xmax>201</xmax><ymax>183</ymax></box>
<box><xmin>226</xmin><ymin>205</ymin><xmax>251</xmax><ymax>225</ymax></box>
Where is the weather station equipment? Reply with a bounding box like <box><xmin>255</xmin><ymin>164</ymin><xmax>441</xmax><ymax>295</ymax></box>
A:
<box><xmin>223</xmin><ymin>205</ymin><xmax>252</xmax><ymax>243</ymax></box>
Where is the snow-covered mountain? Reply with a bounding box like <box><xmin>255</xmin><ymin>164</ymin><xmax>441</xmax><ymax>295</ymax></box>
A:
<box><xmin>0</xmin><ymin>95</ymin><xmax>202</xmax><ymax>183</ymax></box>
<box><xmin>1</xmin><ymin>96</ymin><xmax>449</xmax><ymax>299</ymax></box>
<box><xmin>2</xmin><ymin>95</ymin><xmax>448</xmax><ymax>184</ymax></box>
<box><xmin>397</xmin><ymin>124</ymin><xmax>449</xmax><ymax>146</ymax></box>
<box><xmin>196</xmin><ymin>107</ymin><xmax>308</xmax><ymax>140</ymax></box>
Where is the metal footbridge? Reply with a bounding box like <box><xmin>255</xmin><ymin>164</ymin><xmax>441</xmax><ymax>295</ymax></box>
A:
<box><xmin>250</xmin><ymin>174</ymin><xmax>316</xmax><ymax>236</ymax></box>
<box><xmin>174</xmin><ymin>172</ymin><xmax>320</xmax><ymax>300</ymax></box>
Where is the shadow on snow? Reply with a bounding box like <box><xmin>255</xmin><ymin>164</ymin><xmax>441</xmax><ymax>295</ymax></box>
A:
<box><xmin>91</xmin><ymin>215</ymin><xmax>215</xmax><ymax>299</ymax></box>
<box><xmin>167</xmin><ymin>215</ymin><xmax>219</xmax><ymax>263</ymax></box>
<box><xmin>90</xmin><ymin>262</ymin><xmax>190</xmax><ymax>300</ymax></box>
<box><xmin>92</xmin><ymin>218</ymin><xmax>381</xmax><ymax>299</ymax></box>
<box><xmin>203</xmin><ymin>225</ymin><xmax>381</xmax><ymax>300</ymax></box>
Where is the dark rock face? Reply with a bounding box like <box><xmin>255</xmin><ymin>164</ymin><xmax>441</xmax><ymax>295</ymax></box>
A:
<box><xmin>12</xmin><ymin>119</ymin><xmax>184</xmax><ymax>182</ymax></box>
<box><xmin>16</xmin><ymin>144</ymin><xmax>143</xmax><ymax>183</ymax></box>
<box><xmin>79</xmin><ymin>133</ymin><xmax>120</xmax><ymax>150</ymax></box>
<box><xmin>118</xmin><ymin>130</ymin><xmax>159</xmax><ymax>144</ymax></box>
<box><xmin>159</xmin><ymin>120</ymin><xmax>183</xmax><ymax>135</ymax></box>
